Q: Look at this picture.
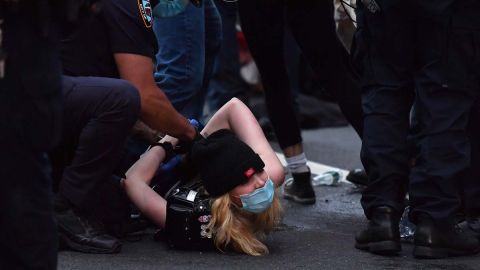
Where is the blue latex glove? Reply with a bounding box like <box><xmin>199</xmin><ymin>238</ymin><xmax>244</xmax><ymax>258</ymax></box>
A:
<box><xmin>189</xmin><ymin>118</ymin><xmax>204</xmax><ymax>131</ymax></box>
<box><xmin>159</xmin><ymin>154</ymin><xmax>183</xmax><ymax>172</ymax></box>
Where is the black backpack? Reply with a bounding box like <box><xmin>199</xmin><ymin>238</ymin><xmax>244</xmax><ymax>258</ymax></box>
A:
<box><xmin>163</xmin><ymin>179</ymin><xmax>216</xmax><ymax>250</ymax></box>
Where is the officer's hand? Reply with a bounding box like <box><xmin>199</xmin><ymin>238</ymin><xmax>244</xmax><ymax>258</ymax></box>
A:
<box><xmin>174</xmin><ymin>119</ymin><xmax>204</xmax><ymax>154</ymax></box>
<box><xmin>159</xmin><ymin>135</ymin><xmax>179</xmax><ymax>147</ymax></box>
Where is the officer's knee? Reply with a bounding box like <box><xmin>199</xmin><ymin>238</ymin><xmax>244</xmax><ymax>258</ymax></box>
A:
<box><xmin>109</xmin><ymin>80</ymin><xmax>141</xmax><ymax>122</ymax></box>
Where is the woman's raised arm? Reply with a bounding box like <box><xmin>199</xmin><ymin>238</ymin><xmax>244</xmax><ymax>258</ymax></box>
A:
<box><xmin>123</xmin><ymin>135</ymin><xmax>178</xmax><ymax>228</ymax></box>
<box><xmin>202</xmin><ymin>98</ymin><xmax>285</xmax><ymax>186</ymax></box>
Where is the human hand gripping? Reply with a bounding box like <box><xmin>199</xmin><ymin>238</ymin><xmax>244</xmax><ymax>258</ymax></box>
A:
<box><xmin>174</xmin><ymin>119</ymin><xmax>204</xmax><ymax>155</ymax></box>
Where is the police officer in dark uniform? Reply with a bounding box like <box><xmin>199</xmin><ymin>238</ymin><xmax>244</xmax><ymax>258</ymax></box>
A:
<box><xmin>458</xmin><ymin>0</ymin><xmax>480</xmax><ymax>240</ymax></box>
<box><xmin>60</xmin><ymin>0</ymin><xmax>196</xmax><ymax>140</ymax></box>
<box><xmin>465</xmin><ymin>99</ymin><xmax>480</xmax><ymax>239</ymax></box>
<box><xmin>354</xmin><ymin>0</ymin><xmax>479</xmax><ymax>259</ymax></box>
<box><xmin>54</xmin><ymin>0</ymin><xmax>198</xmax><ymax>253</ymax></box>
<box><xmin>0</xmin><ymin>0</ymin><xmax>66</xmax><ymax>268</ymax></box>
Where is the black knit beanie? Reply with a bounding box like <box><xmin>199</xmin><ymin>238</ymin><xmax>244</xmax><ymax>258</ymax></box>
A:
<box><xmin>190</xmin><ymin>129</ymin><xmax>265</xmax><ymax>197</ymax></box>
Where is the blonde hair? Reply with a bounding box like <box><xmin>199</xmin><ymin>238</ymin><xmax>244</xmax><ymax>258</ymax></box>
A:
<box><xmin>206</xmin><ymin>191</ymin><xmax>283</xmax><ymax>256</ymax></box>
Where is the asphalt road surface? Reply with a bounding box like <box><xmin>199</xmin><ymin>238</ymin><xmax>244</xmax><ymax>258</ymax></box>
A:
<box><xmin>58</xmin><ymin>126</ymin><xmax>480</xmax><ymax>270</ymax></box>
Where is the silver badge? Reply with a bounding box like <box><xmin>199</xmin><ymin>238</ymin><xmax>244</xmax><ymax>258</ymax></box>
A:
<box><xmin>200</xmin><ymin>224</ymin><xmax>213</xmax><ymax>239</ymax></box>
<box><xmin>186</xmin><ymin>190</ymin><xmax>198</xmax><ymax>202</ymax></box>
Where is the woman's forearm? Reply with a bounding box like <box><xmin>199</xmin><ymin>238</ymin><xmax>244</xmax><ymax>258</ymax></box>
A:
<box><xmin>124</xmin><ymin>146</ymin><xmax>168</xmax><ymax>228</ymax></box>
<box><xmin>125</xmin><ymin>146</ymin><xmax>166</xmax><ymax>184</ymax></box>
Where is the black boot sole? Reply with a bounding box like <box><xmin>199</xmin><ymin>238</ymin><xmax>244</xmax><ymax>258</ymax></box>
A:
<box><xmin>283</xmin><ymin>193</ymin><xmax>316</xmax><ymax>205</ymax></box>
<box><xmin>346</xmin><ymin>174</ymin><xmax>368</xmax><ymax>186</ymax></box>
<box><xmin>413</xmin><ymin>245</ymin><xmax>480</xmax><ymax>259</ymax></box>
<box><xmin>355</xmin><ymin>240</ymin><xmax>401</xmax><ymax>255</ymax></box>
<box><xmin>59</xmin><ymin>232</ymin><xmax>122</xmax><ymax>254</ymax></box>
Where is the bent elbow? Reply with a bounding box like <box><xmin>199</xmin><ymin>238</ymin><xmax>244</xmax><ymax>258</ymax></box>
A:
<box><xmin>271</xmin><ymin>165</ymin><xmax>285</xmax><ymax>187</ymax></box>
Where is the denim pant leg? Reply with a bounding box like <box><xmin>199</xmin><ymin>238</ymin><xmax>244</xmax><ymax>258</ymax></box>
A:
<box><xmin>207</xmin><ymin>0</ymin><xmax>244</xmax><ymax>112</ymax></box>
<box><xmin>202</xmin><ymin>0</ymin><xmax>222</xmax><ymax>113</ymax></box>
<box><xmin>154</xmin><ymin>0</ymin><xmax>221</xmax><ymax>120</ymax></box>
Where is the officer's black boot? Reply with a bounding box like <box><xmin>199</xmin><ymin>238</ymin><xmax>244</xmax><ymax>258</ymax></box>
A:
<box><xmin>55</xmin><ymin>195</ymin><xmax>122</xmax><ymax>254</ymax></box>
<box><xmin>413</xmin><ymin>214</ymin><xmax>480</xmax><ymax>259</ymax></box>
<box><xmin>355</xmin><ymin>206</ymin><xmax>401</xmax><ymax>255</ymax></box>
<box><xmin>346</xmin><ymin>168</ymin><xmax>368</xmax><ymax>186</ymax></box>
<box><xmin>467</xmin><ymin>215</ymin><xmax>480</xmax><ymax>240</ymax></box>
<box><xmin>283</xmin><ymin>170</ymin><xmax>316</xmax><ymax>205</ymax></box>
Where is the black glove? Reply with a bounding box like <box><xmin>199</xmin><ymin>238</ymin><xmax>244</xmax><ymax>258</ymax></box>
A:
<box><xmin>151</xmin><ymin>142</ymin><xmax>176</xmax><ymax>163</ymax></box>
<box><xmin>174</xmin><ymin>119</ymin><xmax>204</xmax><ymax>154</ymax></box>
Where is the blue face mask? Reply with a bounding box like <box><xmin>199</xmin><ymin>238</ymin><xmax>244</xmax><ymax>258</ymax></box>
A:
<box><xmin>153</xmin><ymin>0</ymin><xmax>190</xmax><ymax>18</ymax></box>
<box><xmin>239</xmin><ymin>179</ymin><xmax>275</xmax><ymax>214</ymax></box>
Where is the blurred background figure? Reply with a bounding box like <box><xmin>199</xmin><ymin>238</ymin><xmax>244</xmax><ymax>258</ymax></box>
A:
<box><xmin>207</xmin><ymin>0</ymin><xmax>250</xmax><ymax>117</ymax></box>
<box><xmin>237</xmin><ymin>0</ymin><xmax>363</xmax><ymax>205</ymax></box>
<box><xmin>0</xmin><ymin>1</ymin><xmax>72</xmax><ymax>268</ymax></box>
<box><xmin>154</xmin><ymin>0</ymin><xmax>222</xmax><ymax>121</ymax></box>
<box><xmin>334</xmin><ymin>0</ymin><xmax>356</xmax><ymax>52</ymax></box>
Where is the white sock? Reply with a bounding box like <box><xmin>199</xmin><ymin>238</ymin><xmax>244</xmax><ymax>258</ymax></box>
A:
<box><xmin>285</xmin><ymin>152</ymin><xmax>309</xmax><ymax>174</ymax></box>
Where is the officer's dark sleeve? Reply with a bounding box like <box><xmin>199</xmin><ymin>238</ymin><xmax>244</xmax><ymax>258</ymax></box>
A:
<box><xmin>416</xmin><ymin>0</ymin><xmax>458</xmax><ymax>17</ymax></box>
<box><xmin>101</xmin><ymin>0</ymin><xmax>157</xmax><ymax>58</ymax></box>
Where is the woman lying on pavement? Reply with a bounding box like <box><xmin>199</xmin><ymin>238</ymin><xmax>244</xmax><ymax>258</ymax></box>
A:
<box><xmin>123</xmin><ymin>98</ymin><xmax>284</xmax><ymax>255</ymax></box>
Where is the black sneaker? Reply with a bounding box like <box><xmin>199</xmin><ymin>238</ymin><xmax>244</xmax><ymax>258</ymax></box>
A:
<box><xmin>355</xmin><ymin>206</ymin><xmax>402</xmax><ymax>255</ymax></box>
<box><xmin>413</xmin><ymin>214</ymin><xmax>480</xmax><ymax>259</ymax></box>
<box><xmin>346</xmin><ymin>168</ymin><xmax>368</xmax><ymax>186</ymax></box>
<box><xmin>56</xmin><ymin>208</ymin><xmax>122</xmax><ymax>254</ymax></box>
<box><xmin>283</xmin><ymin>170</ymin><xmax>316</xmax><ymax>204</ymax></box>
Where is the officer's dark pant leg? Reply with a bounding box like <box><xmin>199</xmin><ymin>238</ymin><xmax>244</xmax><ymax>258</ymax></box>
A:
<box><xmin>459</xmin><ymin>4</ymin><xmax>480</xmax><ymax>219</ymax></box>
<box><xmin>285</xmin><ymin>0</ymin><xmax>363</xmax><ymax>138</ymax></box>
<box><xmin>409</xmin><ymin>17</ymin><xmax>479</xmax><ymax>226</ymax></box>
<box><xmin>356</xmin><ymin>3</ymin><xmax>415</xmax><ymax>218</ymax></box>
<box><xmin>464</xmin><ymin>99</ymin><xmax>480</xmax><ymax>216</ymax></box>
<box><xmin>56</xmin><ymin>76</ymin><xmax>140</xmax><ymax>212</ymax></box>
<box><xmin>0</xmin><ymin>151</ymin><xmax>58</xmax><ymax>270</ymax></box>
<box><xmin>0</xmin><ymin>4</ymin><xmax>62</xmax><ymax>269</ymax></box>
